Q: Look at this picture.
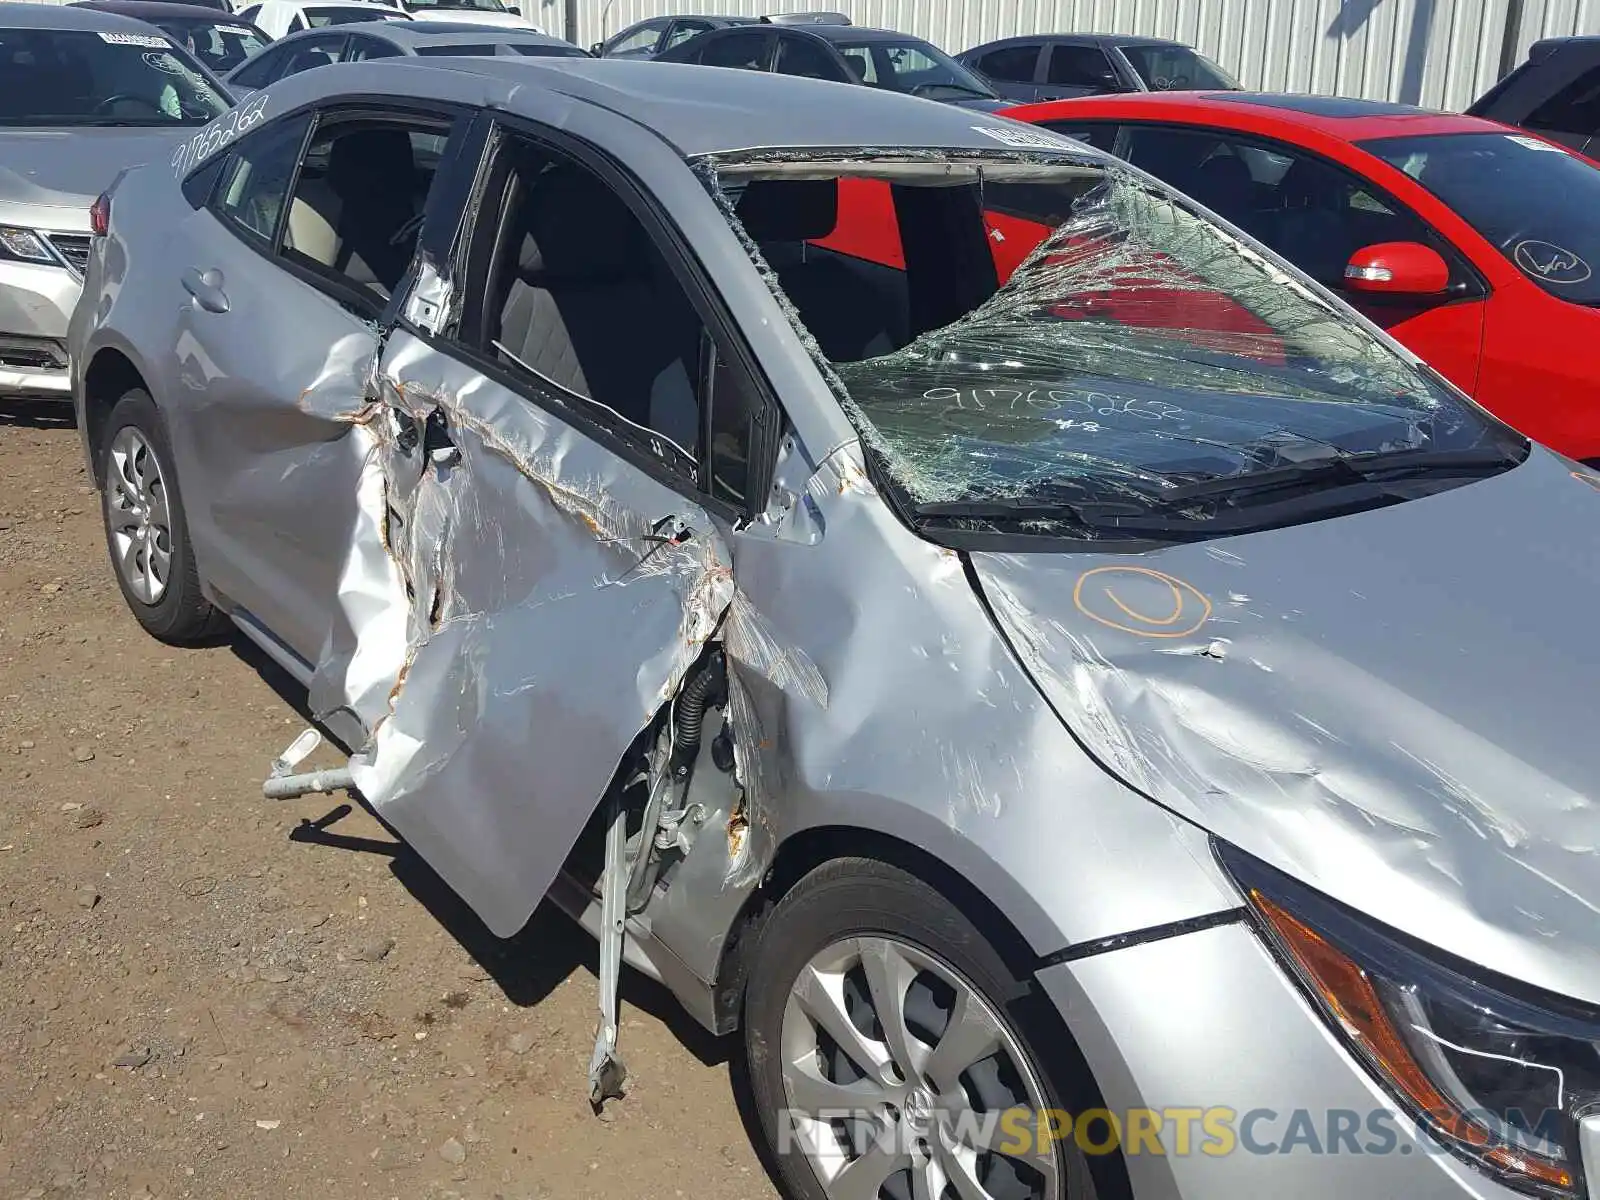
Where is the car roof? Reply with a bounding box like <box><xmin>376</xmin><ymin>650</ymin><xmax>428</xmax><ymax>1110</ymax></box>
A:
<box><xmin>1013</xmin><ymin>89</ymin><xmax>1498</xmax><ymax>140</ymax></box>
<box><xmin>264</xmin><ymin>56</ymin><xmax>1095</xmax><ymax>158</ymax></box>
<box><xmin>377</xmin><ymin>19</ymin><xmax>569</xmax><ymax>44</ymax></box>
<box><xmin>0</xmin><ymin>0</ymin><xmax>175</xmax><ymax>30</ymax></box>
<box><xmin>964</xmin><ymin>33</ymin><xmax>1192</xmax><ymax>51</ymax></box>
<box><xmin>74</xmin><ymin>0</ymin><xmax>253</xmax><ymax>22</ymax></box>
<box><xmin>271</xmin><ymin>0</ymin><xmax>397</xmax><ymax>10</ymax></box>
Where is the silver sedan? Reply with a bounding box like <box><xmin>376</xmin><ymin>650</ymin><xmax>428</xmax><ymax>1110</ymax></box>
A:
<box><xmin>70</xmin><ymin>55</ymin><xmax>1600</xmax><ymax>1200</ymax></box>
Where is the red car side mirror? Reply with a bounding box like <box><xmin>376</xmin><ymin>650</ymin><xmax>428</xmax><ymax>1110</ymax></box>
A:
<box><xmin>1343</xmin><ymin>241</ymin><xmax>1450</xmax><ymax>296</ymax></box>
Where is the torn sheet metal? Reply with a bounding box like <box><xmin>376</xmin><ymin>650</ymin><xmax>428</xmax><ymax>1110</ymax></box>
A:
<box><xmin>311</xmin><ymin>328</ymin><xmax>734</xmax><ymax>938</ymax></box>
<box><xmin>970</xmin><ymin>450</ymin><xmax>1600</xmax><ymax>1006</ymax></box>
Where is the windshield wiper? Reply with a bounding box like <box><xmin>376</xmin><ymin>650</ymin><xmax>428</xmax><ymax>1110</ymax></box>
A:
<box><xmin>912</xmin><ymin>496</ymin><xmax>1214</xmax><ymax>541</ymax></box>
<box><xmin>1153</xmin><ymin>445</ymin><xmax>1522</xmax><ymax>505</ymax></box>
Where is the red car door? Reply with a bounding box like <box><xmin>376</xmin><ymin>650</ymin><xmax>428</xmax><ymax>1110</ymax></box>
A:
<box><xmin>1346</xmin><ymin>290</ymin><xmax>1486</xmax><ymax>398</ymax></box>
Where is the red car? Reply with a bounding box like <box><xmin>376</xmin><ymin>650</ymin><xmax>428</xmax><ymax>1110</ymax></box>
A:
<box><xmin>991</xmin><ymin>92</ymin><xmax>1600</xmax><ymax>461</ymax></box>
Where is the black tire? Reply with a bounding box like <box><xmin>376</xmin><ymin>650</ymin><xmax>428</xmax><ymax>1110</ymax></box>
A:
<box><xmin>744</xmin><ymin>858</ymin><xmax>1099</xmax><ymax>1200</ymax></box>
<box><xmin>98</xmin><ymin>389</ymin><xmax>229</xmax><ymax>644</ymax></box>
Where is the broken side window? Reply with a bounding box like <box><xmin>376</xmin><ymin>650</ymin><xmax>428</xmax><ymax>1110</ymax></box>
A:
<box><xmin>712</xmin><ymin>156</ymin><xmax>1525</xmax><ymax>539</ymax></box>
<box><xmin>455</xmin><ymin>133</ymin><xmax>763</xmax><ymax>506</ymax></box>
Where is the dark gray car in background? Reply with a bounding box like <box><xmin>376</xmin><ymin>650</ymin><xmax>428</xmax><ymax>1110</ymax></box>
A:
<box><xmin>657</xmin><ymin>20</ymin><xmax>1011</xmax><ymax>110</ymax></box>
<box><xmin>224</xmin><ymin>17</ymin><xmax>586</xmax><ymax>96</ymax></box>
<box><xmin>959</xmin><ymin>33</ymin><xmax>1240</xmax><ymax>103</ymax></box>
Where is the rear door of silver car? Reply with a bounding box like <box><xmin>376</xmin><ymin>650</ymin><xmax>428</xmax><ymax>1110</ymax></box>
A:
<box><xmin>165</xmin><ymin>99</ymin><xmax>473</xmax><ymax>664</ymax></box>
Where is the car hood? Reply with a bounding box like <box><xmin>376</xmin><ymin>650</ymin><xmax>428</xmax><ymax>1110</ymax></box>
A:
<box><xmin>0</xmin><ymin>127</ymin><xmax>190</xmax><ymax>224</ymax></box>
<box><xmin>968</xmin><ymin>448</ymin><xmax>1600</xmax><ymax>1005</ymax></box>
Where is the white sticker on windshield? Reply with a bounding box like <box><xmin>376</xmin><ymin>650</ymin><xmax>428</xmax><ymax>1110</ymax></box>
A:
<box><xmin>219</xmin><ymin>24</ymin><xmax>255</xmax><ymax>35</ymax></box>
<box><xmin>1507</xmin><ymin>133</ymin><xmax>1566</xmax><ymax>153</ymax></box>
<box><xmin>970</xmin><ymin>123</ymin><xmax>1082</xmax><ymax>152</ymax></box>
<box><xmin>98</xmin><ymin>30</ymin><xmax>170</xmax><ymax>47</ymax></box>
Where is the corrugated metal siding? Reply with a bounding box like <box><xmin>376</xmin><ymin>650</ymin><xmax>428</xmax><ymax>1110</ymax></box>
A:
<box><xmin>581</xmin><ymin>0</ymin><xmax>1600</xmax><ymax>109</ymax></box>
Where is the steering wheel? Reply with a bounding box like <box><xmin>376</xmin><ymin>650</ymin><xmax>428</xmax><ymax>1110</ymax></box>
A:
<box><xmin>94</xmin><ymin>93</ymin><xmax>164</xmax><ymax>116</ymax></box>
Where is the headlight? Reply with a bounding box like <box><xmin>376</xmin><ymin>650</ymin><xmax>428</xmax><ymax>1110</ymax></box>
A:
<box><xmin>0</xmin><ymin>226</ymin><xmax>56</xmax><ymax>265</ymax></box>
<box><xmin>1219</xmin><ymin>841</ymin><xmax>1600</xmax><ymax>1197</ymax></box>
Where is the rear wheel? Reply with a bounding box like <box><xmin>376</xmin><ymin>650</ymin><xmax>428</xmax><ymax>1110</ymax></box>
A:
<box><xmin>99</xmin><ymin>389</ymin><xmax>227</xmax><ymax>644</ymax></box>
<box><xmin>744</xmin><ymin>858</ymin><xmax>1097</xmax><ymax>1200</ymax></box>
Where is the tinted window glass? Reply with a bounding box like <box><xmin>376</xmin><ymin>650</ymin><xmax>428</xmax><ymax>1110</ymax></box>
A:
<box><xmin>1123</xmin><ymin>125</ymin><xmax>1428</xmax><ymax>285</ymax></box>
<box><xmin>1524</xmin><ymin>65</ymin><xmax>1600</xmax><ymax>136</ymax></box>
<box><xmin>163</xmin><ymin>19</ymin><xmax>269</xmax><ymax>74</ymax></box>
<box><xmin>774</xmin><ymin>34</ymin><xmax>844</xmax><ymax>81</ymax></box>
<box><xmin>1119</xmin><ymin>44</ymin><xmax>1239</xmax><ymax>91</ymax></box>
<box><xmin>507</xmin><ymin>43</ymin><xmax>587</xmax><ymax>56</ymax></box>
<box><xmin>662</xmin><ymin>18</ymin><xmax>710</xmax><ymax>49</ymax></box>
<box><xmin>607</xmin><ymin>20</ymin><xmax>664</xmax><ymax>55</ymax></box>
<box><xmin>834</xmin><ymin>38</ymin><xmax>995</xmax><ymax>99</ymax></box>
<box><xmin>278</xmin><ymin>33</ymin><xmax>345</xmax><ymax>77</ymax></box>
<box><xmin>228</xmin><ymin>42</ymin><xmax>284</xmax><ymax>85</ymax></box>
<box><xmin>0</xmin><ymin>28</ymin><xmax>230</xmax><ymax>125</ymax></box>
<box><xmin>1046</xmin><ymin>44</ymin><xmax>1119</xmax><ymax>88</ymax></box>
<box><xmin>699</xmin><ymin>29</ymin><xmax>768</xmax><ymax>69</ymax></box>
<box><xmin>1365</xmin><ymin>130</ymin><xmax>1600</xmax><ymax>303</ymax></box>
<box><xmin>304</xmin><ymin>7</ymin><xmax>393</xmax><ymax>26</ymax></box>
<box><xmin>212</xmin><ymin>113</ymin><xmax>309</xmax><ymax>243</ymax></box>
<box><xmin>1041</xmin><ymin>121</ymin><xmax>1119</xmax><ymax>152</ymax></box>
<box><xmin>973</xmin><ymin>43</ymin><xmax>1039</xmax><ymax>83</ymax></box>
<box><xmin>346</xmin><ymin>34</ymin><xmax>402</xmax><ymax>59</ymax></box>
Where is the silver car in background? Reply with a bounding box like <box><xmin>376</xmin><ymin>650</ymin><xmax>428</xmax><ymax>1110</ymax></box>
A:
<box><xmin>224</xmin><ymin>17</ymin><xmax>588</xmax><ymax>97</ymax></box>
<box><xmin>70</xmin><ymin>56</ymin><xmax>1600</xmax><ymax>1200</ymax></box>
<box><xmin>0</xmin><ymin>2</ymin><xmax>229</xmax><ymax>399</ymax></box>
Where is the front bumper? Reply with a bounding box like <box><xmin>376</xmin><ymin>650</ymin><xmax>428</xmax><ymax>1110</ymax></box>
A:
<box><xmin>1037</xmin><ymin>921</ymin><xmax>1534</xmax><ymax>1199</ymax></box>
<box><xmin>0</xmin><ymin>254</ymin><xmax>84</xmax><ymax>399</ymax></box>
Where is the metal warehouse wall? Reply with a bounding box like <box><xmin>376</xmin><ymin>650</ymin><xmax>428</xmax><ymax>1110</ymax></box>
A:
<box><xmin>576</xmin><ymin>0</ymin><xmax>1600</xmax><ymax>110</ymax></box>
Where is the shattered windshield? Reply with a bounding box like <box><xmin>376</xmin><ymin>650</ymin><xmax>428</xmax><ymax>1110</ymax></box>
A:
<box><xmin>713</xmin><ymin>155</ymin><xmax>1522</xmax><ymax>541</ymax></box>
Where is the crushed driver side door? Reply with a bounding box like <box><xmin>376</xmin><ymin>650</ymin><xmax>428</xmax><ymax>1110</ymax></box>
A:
<box><xmin>317</xmin><ymin>112</ymin><xmax>739</xmax><ymax>937</ymax></box>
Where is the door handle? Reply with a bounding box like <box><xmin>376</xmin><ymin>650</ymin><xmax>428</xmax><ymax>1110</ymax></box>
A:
<box><xmin>181</xmin><ymin>267</ymin><xmax>229</xmax><ymax>314</ymax></box>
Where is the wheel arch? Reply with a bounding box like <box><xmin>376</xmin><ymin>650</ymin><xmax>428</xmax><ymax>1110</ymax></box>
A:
<box><xmin>82</xmin><ymin>346</ymin><xmax>152</xmax><ymax>486</ymax></box>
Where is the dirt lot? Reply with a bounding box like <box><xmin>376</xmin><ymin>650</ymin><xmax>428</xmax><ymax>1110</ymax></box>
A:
<box><xmin>0</xmin><ymin>403</ymin><xmax>779</xmax><ymax>1200</ymax></box>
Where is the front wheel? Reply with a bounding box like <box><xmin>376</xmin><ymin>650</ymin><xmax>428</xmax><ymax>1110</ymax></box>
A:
<box><xmin>99</xmin><ymin>389</ymin><xmax>228</xmax><ymax>644</ymax></box>
<box><xmin>744</xmin><ymin>858</ymin><xmax>1097</xmax><ymax>1200</ymax></box>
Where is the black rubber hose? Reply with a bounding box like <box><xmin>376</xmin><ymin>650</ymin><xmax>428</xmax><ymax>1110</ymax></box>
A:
<box><xmin>674</xmin><ymin>661</ymin><xmax>714</xmax><ymax>759</ymax></box>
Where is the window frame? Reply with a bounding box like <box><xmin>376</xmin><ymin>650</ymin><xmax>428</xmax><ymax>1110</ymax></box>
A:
<box><xmin>431</xmin><ymin>113</ymin><xmax>782</xmax><ymax>521</ymax></box>
<box><xmin>1108</xmin><ymin>119</ymin><xmax>1491</xmax><ymax>302</ymax></box>
<box><xmin>201</xmin><ymin>100</ymin><xmax>474</xmax><ymax>322</ymax></box>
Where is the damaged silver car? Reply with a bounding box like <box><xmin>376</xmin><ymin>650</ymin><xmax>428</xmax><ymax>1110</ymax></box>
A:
<box><xmin>71</xmin><ymin>56</ymin><xmax>1600</xmax><ymax>1200</ymax></box>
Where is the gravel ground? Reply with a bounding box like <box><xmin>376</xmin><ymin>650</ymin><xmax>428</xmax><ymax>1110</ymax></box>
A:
<box><xmin>0</xmin><ymin>402</ymin><xmax>780</xmax><ymax>1200</ymax></box>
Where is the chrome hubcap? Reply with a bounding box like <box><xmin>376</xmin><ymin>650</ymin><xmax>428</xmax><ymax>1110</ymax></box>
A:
<box><xmin>106</xmin><ymin>427</ymin><xmax>172</xmax><ymax>604</ymax></box>
<box><xmin>780</xmin><ymin>936</ymin><xmax>1062</xmax><ymax>1200</ymax></box>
